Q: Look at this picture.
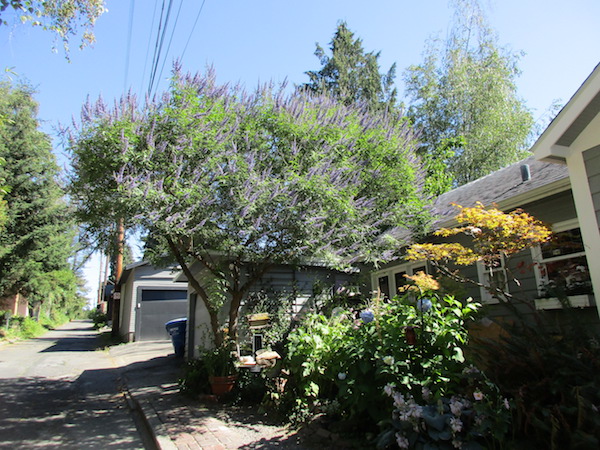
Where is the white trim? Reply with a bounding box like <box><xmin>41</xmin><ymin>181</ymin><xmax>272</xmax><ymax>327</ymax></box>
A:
<box><xmin>532</xmin><ymin>64</ymin><xmax>600</xmax><ymax>161</ymax></box>
<box><xmin>371</xmin><ymin>261</ymin><xmax>428</xmax><ymax>299</ymax></box>
<box><xmin>476</xmin><ymin>258</ymin><xmax>506</xmax><ymax>304</ymax></box>
<box><xmin>534</xmin><ymin>294</ymin><xmax>593</xmax><ymax>310</ymax></box>
<box><xmin>566</xmin><ymin>150</ymin><xmax>600</xmax><ymax>319</ymax></box>
<box><xmin>530</xmin><ymin>219</ymin><xmax>593</xmax><ymax>299</ymax></box>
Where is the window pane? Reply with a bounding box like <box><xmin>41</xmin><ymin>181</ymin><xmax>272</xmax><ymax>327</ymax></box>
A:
<box><xmin>394</xmin><ymin>271</ymin><xmax>407</xmax><ymax>295</ymax></box>
<box><xmin>378</xmin><ymin>276</ymin><xmax>390</xmax><ymax>300</ymax></box>
<box><xmin>541</xmin><ymin>256</ymin><xmax>592</xmax><ymax>296</ymax></box>
<box><xmin>541</xmin><ymin>228</ymin><xmax>585</xmax><ymax>259</ymax></box>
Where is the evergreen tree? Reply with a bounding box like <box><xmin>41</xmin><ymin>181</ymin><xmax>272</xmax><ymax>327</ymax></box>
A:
<box><xmin>302</xmin><ymin>22</ymin><xmax>398</xmax><ymax>112</ymax></box>
<box><xmin>405</xmin><ymin>0</ymin><xmax>534</xmax><ymax>191</ymax></box>
<box><xmin>0</xmin><ymin>80</ymin><xmax>82</xmax><ymax>317</ymax></box>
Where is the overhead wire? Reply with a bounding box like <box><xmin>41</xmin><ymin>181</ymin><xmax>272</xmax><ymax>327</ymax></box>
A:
<box><xmin>148</xmin><ymin>0</ymin><xmax>175</xmax><ymax>97</ymax></box>
<box><xmin>140</xmin><ymin>0</ymin><xmax>160</xmax><ymax>97</ymax></box>
<box><xmin>156</xmin><ymin>0</ymin><xmax>185</xmax><ymax>88</ymax></box>
<box><xmin>180</xmin><ymin>0</ymin><xmax>207</xmax><ymax>63</ymax></box>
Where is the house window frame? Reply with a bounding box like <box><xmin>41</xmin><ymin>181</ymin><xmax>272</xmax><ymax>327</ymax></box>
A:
<box><xmin>530</xmin><ymin>218</ymin><xmax>593</xmax><ymax>303</ymax></box>
<box><xmin>476</xmin><ymin>255</ymin><xmax>508</xmax><ymax>304</ymax></box>
<box><xmin>371</xmin><ymin>261</ymin><xmax>428</xmax><ymax>300</ymax></box>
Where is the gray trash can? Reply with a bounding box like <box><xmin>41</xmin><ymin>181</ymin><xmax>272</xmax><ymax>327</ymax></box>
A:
<box><xmin>165</xmin><ymin>318</ymin><xmax>187</xmax><ymax>357</ymax></box>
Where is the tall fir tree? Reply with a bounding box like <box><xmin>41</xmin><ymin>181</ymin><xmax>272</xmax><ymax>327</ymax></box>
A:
<box><xmin>0</xmin><ymin>80</ymin><xmax>82</xmax><ymax>316</ymax></box>
<box><xmin>302</xmin><ymin>22</ymin><xmax>398</xmax><ymax>112</ymax></box>
<box><xmin>404</xmin><ymin>0</ymin><xmax>534</xmax><ymax>192</ymax></box>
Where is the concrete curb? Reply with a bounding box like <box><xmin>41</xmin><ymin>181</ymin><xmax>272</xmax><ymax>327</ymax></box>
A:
<box><xmin>123</xmin><ymin>387</ymin><xmax>178</xmax><ymax>450</ymax></box>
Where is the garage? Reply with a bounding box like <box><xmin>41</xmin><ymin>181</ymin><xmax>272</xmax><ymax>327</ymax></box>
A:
<box><xmin>137</xmin><ymin>289</ymin><xmax>188</xmax><ymax>341</ymax></box>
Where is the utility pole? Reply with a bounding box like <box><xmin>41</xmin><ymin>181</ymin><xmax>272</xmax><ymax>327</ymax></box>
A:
<box><xmin>111</xmin><ymin>218</ymin><xmax>125</xmax><ymax>337</ymax></box>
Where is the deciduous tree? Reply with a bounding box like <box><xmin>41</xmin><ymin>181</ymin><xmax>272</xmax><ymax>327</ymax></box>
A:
<box><xmin>0</xmin><ymin>0</ymin><xmax>106</xmax><ymax>54</ymax></box>
<box><xmin>67</xmin><ymin>67</ymin><xmax>428</xmax><ymax>346</ymax></box>
<box><xmin>404</xmin><ymin>0</ymin><xmax>534</xmax><ymax>190</ymax></box>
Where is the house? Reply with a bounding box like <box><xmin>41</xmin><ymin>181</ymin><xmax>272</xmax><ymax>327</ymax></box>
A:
<box><xmin>372</xmin><ymin>63</ymin><xmax>600</xmax><ymax>324</ymax></box>
<box><xmin>371</xmin><ymin>155</ymin><xmax>597</xmax><ymax>319</ymax></box>
<box><xmin>118</xmin><ymin>261</ymin><xmax>188</xmax><ymax>342</ymax></box>
<box><xmin>531</xmin><ymin>62</ymin><xmax>600</xmax><ymax>319</ymax></box>
<box><xmin>177</xmin><ymin>260</ymin><xmax>361</xmax><ymax>359</ymax></box>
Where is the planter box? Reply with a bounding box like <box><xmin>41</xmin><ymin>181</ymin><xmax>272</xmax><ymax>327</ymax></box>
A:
<box><xmin>534</xmin><ymin>294</ymin><xmax>593</xmax><ymax>310</ymax></box>
<box><xmin>248</xmin><ymin>313</ymin><xmax>270</xmax><ymax>328</ymax></box>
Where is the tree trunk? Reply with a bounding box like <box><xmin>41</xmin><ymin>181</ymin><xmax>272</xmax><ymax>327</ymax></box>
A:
<box><xmin>166</xmin><ymin>236</ymin><xmax>222</xmax><ymax>347</ymax></box>
<box><xmin>228</xmin><ymin>291</ymin><xmax>244</xmax><ymax>344</ymax></box>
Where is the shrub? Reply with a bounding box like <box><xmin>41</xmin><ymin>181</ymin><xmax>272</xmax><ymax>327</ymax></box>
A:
<box><xmin>88</xmin><ymin>309</ymin><xmax>109</xmax><ymax>330</ymax></box>
<box><xmin>280</xmin><ymin>289</ymin><xmax>482</xmax><ymax>432</ymax></box>
<box><xmin>472</xmin><ymin>318</ymin><xmax>600</xmax><ymax>449</ymax></box>
<box><xmin>179</xmin><ymin>358</ymin><xmax>211</xmax><ymax>397</ymax></box>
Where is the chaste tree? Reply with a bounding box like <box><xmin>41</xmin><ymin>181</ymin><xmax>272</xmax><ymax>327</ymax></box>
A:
<box><xmin>67</xmin><ymin>66</ymin><xmax>428</xmax><ymax>346</ymax></box>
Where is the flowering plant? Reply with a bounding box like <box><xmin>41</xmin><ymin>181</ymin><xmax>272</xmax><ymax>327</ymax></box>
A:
<box><xmin>378</xmin><ymin>366</ymin><xmax>512</xmax><ymax>449</ymax></box>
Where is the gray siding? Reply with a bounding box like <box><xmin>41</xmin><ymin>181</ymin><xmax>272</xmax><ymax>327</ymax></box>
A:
<box><xmin>584</xmin><ymin>146</ymin><xmax>600</xmax><ymax>229</ymax></box>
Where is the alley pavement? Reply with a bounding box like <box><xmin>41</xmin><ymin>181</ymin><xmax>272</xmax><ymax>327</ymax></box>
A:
<box><xmin>0</xmin><ymin>321</ymin><xmax>147</xmax><ymax>449</ymax></box>
<box><xmin>1</xmin><ymin>321</ymin><xmax>342</xmax><ymax>449</ymax></box>
<box><xmin>108</xmin><ymin>339</ymin><xmax>311</xmax><ymax>449</ymax></box>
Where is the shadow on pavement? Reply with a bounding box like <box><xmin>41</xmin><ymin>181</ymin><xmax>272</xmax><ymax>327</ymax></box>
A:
<box><xmin>0</xmin><ymin>375</ymin><xmax>142</xmax><ymax>450</ymax></box>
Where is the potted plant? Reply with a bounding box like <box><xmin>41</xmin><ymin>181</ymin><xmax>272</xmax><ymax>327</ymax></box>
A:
<box><xmin>202</xmin><ymin>342</ymin><xmax>239</xmax><ymax>396</ymax></box>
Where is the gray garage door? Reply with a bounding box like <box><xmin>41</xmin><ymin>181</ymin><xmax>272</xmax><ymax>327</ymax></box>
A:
<box><xmin>137</xmin><ymin>289</ymin><xmax>188</xmax><ymax>341</ymax></box>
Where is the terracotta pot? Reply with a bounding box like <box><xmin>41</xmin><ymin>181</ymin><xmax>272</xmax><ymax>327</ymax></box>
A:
<box><xmin>208</xmin><ymin>375</ymin><xmax>238</xmax><ymax>396</ymax></box>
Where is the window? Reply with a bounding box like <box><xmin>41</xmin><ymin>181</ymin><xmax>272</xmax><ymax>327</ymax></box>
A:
<box><xmin>532</xmin><ymin>220</ymin><xmax>593</xmax><ymax>298</ymax></box>
<box><xmin>372</xmin><ymin>262</ymin><xmax>428</xmax><ymax>299</ymax></box>
<box><xmin>476</xmin><ymin>256</ymin><xmax>507</xmax><ymax>304</ymax></box>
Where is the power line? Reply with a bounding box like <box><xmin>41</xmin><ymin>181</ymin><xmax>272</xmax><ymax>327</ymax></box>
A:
<box><xmin>180</xmin><ymin>0</ymin><xmax>207</xmax><ymax>63</ymax></box>
<box><xmin>156</xmin><ymin>0</ymin><xmax>185</xmax><ymax>88</ymax></box>
<box><xmin>148</xmin><ymin>0</ymin><xmax>176</xmax><ymax>97</ymax></box>
<box><xmin>140</xmin><ymin>0</ymin><xmax>160</xmax><ymax>97</ymax></box>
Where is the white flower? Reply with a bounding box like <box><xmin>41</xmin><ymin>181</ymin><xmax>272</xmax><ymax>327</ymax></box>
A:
<box><xmin>395</xmin><ymin>433</ymin><xmax>410</xmax><ymax>449</ymax></box>
<box><xmin>452</xmin><ymin>438</ymin><xmax>463</xmax><ymax>449</ymax></box>
<box><xmin>473</xmin><ymin>391</ymin><xmax>484</xmax><ymax>401</ymax></box>
<box><xmin>450</xmin><ymin>399</ymin><xmax>464</xmax><ymax>416</ymax></box>
<box><xmin>393</xmin><ymin>392</ymin><xmax>406</xmax><ymax>408</ymax></box>
<box><xmin>503</xmin><ymin>398</ymin><xmax>510</xmax><ymax>410</ymax></box>
<box><xmin>337</xmin><ymin>372</ymin><xmax>347</xmax><ymax>380</ymax></box>
<box><xmin>422</xmin><ymin>386</ymin><xmax>431</xmax><ymax>401</ymax></box>
<box><xmin>383</xmin><ymin>355</ymin><xmax>395</xmax><ymax>366</ymax></box>
<box><xmin>450</xmin><ymin>417</ymin><xmax>463</xmax><ymax>433</ymax></box>
<box><xmin>384</xmin><ymin>383</ymin><xmax>394</xmax><ymax>397</ymax></box>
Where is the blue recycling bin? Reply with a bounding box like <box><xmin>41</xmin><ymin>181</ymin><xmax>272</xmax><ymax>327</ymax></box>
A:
<box><xmin>165</xmin><ymin>318</ymin><xmax>187</xmax><ymax>357</ymax></box>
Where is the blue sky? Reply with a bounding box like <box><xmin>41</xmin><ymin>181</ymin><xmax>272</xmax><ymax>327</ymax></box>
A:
<box><xmin>2</xmin><ymin>0</ymin><xmax>599</xmax><ymax>305</ymax></box>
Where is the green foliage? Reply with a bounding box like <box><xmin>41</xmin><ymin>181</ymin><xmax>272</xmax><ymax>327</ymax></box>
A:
<box><xmin>0</xmin><ymin>80</ymin><xmax>85</xmax><ymax>319</ymax></box>
<box><xmin>88</xmin><ymin>308</ymin><xmax>109</xmax><ymax>330</ymax></box>
<box><xmin>0</xmin><ymin>0</ymin><xmax>106</xmax><ymax>55</ymax></box>
<box><xmin>200</xmin><ymin>341</ymin><xmax>239</xmax><ymax>377</ymax></box>
<box><xmin>405</xmin><ymin>0</ymin><xmax>534</xmax><ymax>188</ymax></box>
<box><xmin>67</xmin><ymin>67</ymin><xmax>428</xmax><ymax>346</ymax></box>
<box><xmin>179</xmin><ymin>358</ymin><xmax>211</xmax><ymax>397</ymax></box>
<box><xmin>378</xmin><ymin>370</ymin><xmax>511</xmax><ymax>449</ymax></box>
<box><xmin>282</xmin><ymin>292</ymin><xmax>481</xmax><ymax>430</ymax></box>
<box><xmin>238</xmin><ymin>289</ymin><xmax>294</xmax><ymax>354</ymax></box>
<box><xmin>0</xmin><ymin>312</ymin><xmax>69</xmax><ymax>341</ymax></box>
<box><xmin>303</xmin><ymin>21</ymin><xmax>398</xmax><ymax>112</ymax></box>
<box><xmin>472</xmin><ymin>320</ymin><xmax>600</xmax><ymax>449</ymax></box>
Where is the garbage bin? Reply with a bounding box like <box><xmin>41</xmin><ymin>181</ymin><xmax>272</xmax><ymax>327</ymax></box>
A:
<box><xmin>165</xmin><ymin>318</ymin><xmax>187</xmax><ymax>357</ymax></box>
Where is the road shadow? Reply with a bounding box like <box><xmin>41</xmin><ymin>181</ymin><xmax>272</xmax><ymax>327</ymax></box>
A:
<box><xmin>0</xmin><ymin>375</ymin><xmax>142</xmax><ymax>450</ymax></box>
